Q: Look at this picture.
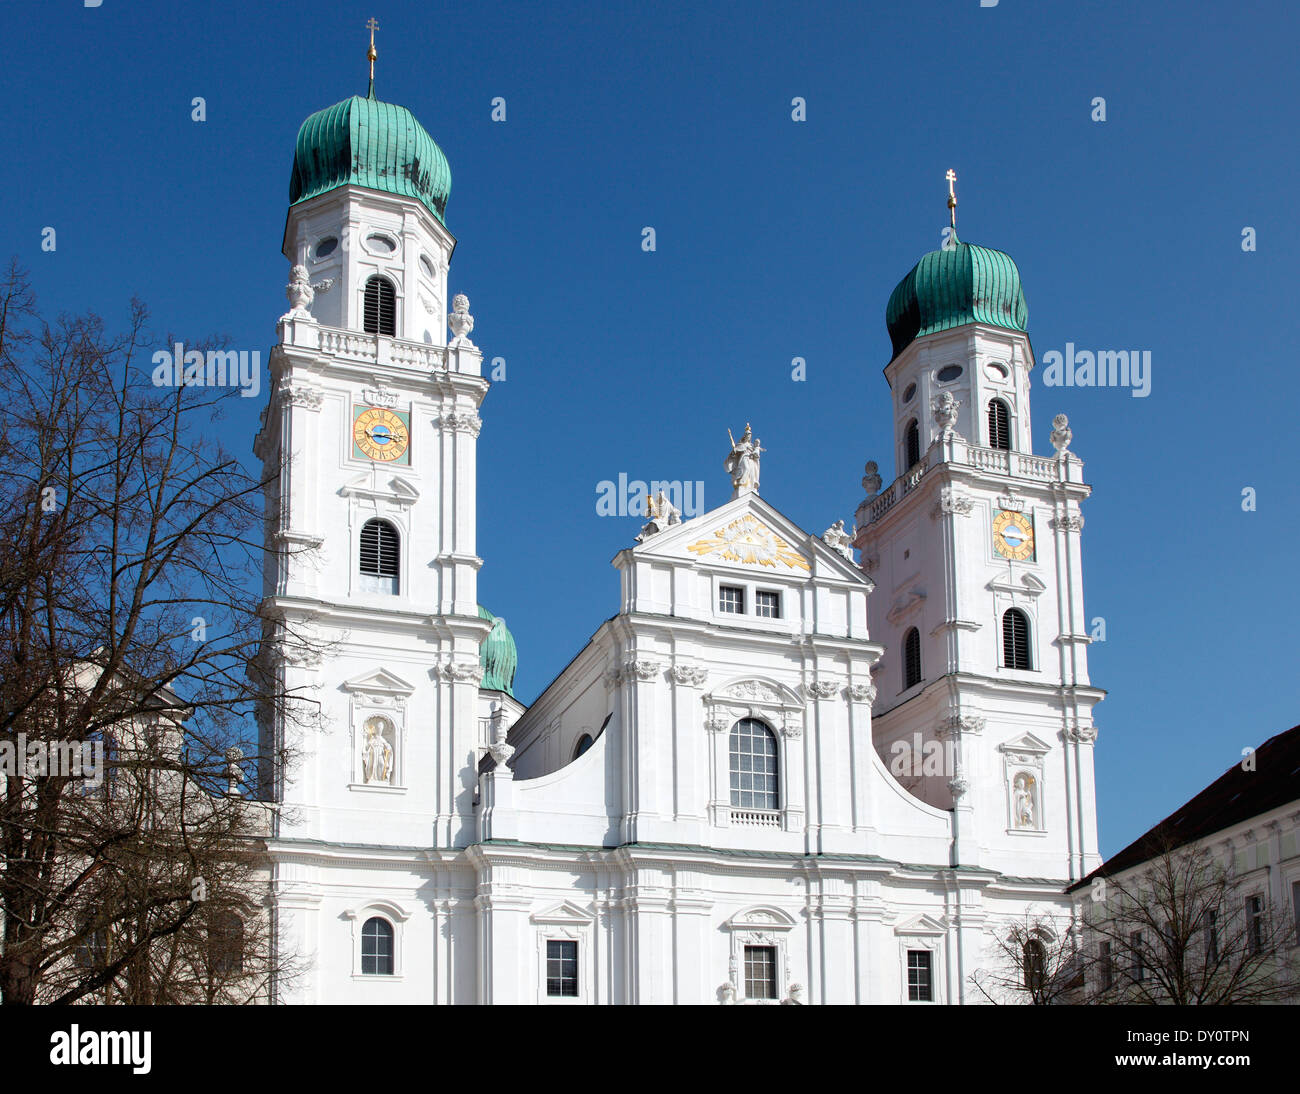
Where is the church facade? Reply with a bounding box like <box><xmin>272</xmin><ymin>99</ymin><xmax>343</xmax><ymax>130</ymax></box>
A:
<box><xmin>256</xmin><ymin>80</ymin><xmax>1104</xmax><ymax>1004</ymax></box>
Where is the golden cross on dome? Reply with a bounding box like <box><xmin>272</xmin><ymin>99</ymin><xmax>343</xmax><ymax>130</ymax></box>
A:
<box><xmin>366</xmin><ymin>18</ymin><xmax>379</xmax><ymax>89</ymax></box>
<box><xmin>946</xmin><ymin>168</ymin><xmax>958</xmax><ymax>230</ymax></box>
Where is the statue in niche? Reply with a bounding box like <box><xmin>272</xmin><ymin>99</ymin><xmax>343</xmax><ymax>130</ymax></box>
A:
<box><xmin>1013</xmin><ymin>772</ymin><xmax>1036</xmax><ymax>828</ymax></box>
<box><xmin>725</xmin><ymin>423</ymin><xmax>764</xmax><ymax>497</ymax></box>
<box><xmin>361</xmin><ymin>717</ymin><xmax>395</xmax><ymax>784</ymax></box>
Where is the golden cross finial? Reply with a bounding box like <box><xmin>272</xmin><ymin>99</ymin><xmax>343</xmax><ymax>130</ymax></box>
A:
<box><xmin>366</xmin><ymin>18</ymin><xmax>379</xmax><ymax>90</ymax></box>
<box><xmin>945</xmin><ymin>168</ymin><xmax>958</xmax><ymax>230</ymax></box>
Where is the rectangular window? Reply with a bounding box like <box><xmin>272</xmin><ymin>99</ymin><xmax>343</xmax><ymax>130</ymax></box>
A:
<box><xmin>907</xmin><ymin>949</ymin><xmax>933</xmax><ymax>1001</ymax></box>
<box><xmin>1204</xmin><ymin>909</ymin><xmax>1219</xmax><ymax>964</ymax></box>
<box><xmin>1130</xmin><ymin>931</ymin><xmax>1144</xmax><ymax>982</ymax></box>
<box><xmin>755</xmin><ymin>590</ymin><xmax>781</xmax><ymax>619</ymax></box>
<box><xmin>744</xmin><ymin>945</ymin><xmax>778</xmax><ymax>1000</ymax></box>
<box><xmin>1245</xmin><ymin>895</ymin><xmax>1264</xmax><ymax>955</ymax></box>
<box><xmin>718</xmin><ymin>586</ymin><xmax>745</xmax><ymax>614</ymax></box>
<box><xmin>1292</xmin><ymin>881</ymin><xmax>1300</xmax><ymax>939</ymax></box>
<box><xmin>546</xmin><ymin>939</ymin><xmax>579</xmax><ymax>998</ymax></box>
<box><xmin>1098</xmin><ymin>940</ymin><xmax>1113</xmax><ymax>991</ymax></box>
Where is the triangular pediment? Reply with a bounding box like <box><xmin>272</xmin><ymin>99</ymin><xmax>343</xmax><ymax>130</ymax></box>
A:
<box><xmin>894</xmin><ymin>913</ymin><xmax>947</xmax><ymax>936</ymax></box>
<box><xmin>629</xmin><ymin>492</ymin><xmax>866</xmax><ymax>583</ymax></box>
<box><xmin>341</xmin><ymin>667</ymin><xmax>416</xmax><ymax>696</ymax></box>
<box><xmin>998</xmin><ymin>732</ymin><xmax>1051</xmax><ymax>756</ymax></box>
<box><xmin>531</xmin><ymin>900</ymin><xmax>595</xmax><ymax>926</ymax></box>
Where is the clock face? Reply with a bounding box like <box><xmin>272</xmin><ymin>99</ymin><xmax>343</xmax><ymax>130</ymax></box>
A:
<box><xmin>992</xmin><ymin>509</ymin><xmax>1035</xmax><ymax>561</ymax></box>
<box><xmin>352</xmin><ymin>406</ymin><xmax>410</xmax><ymax>463</ymax></box>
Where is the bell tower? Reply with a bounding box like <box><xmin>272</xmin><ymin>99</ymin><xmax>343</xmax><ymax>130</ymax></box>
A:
<box><xmin>255</xmin><ymin>34</ymin><xmax>491</xmax><ymax>899</ymax></box>
<box><xmin>853</xmin><ymin>174</ymin><xmax>1103</xmax><ymax>883</ymax></box>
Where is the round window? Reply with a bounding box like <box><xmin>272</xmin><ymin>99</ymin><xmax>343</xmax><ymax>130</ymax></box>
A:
<box><xmin>419</xmin><ymin>255</ymin><xmax>435</xmax><ymax>279</ymax></box>
<box><xmin>366</xmin><ymin>233</ymin><xmax>397</xmax><ymax>254</ymax></box>
<box><xmin>936</xmin><ymin>364</ymin><xmax>963</xmax><ymax>383</ymax></box>
<box><xmin>985</xmin><ymin>362</ymin><xmax>1009</xmax><ymax>380</ymax></box>
<box><xmin>315</xmin><ymin>236</ymin><xmax>338</xmax><ymax>259</ymax></box>
<box><xmin>903</xmin><ymin>383</ymin><xmax>917</xmax><ymax>404</ymax></box>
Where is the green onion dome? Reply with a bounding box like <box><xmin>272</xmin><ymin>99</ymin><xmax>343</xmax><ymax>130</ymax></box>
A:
<box><xmin>289</xmin><ymin>92</ymin><xmax>451</xmax><ymax>225</ymax></box>
<box><xmin>477</xmin><ymin>606</ymin><xmax>517</xmax><ymax>697</ymax></box>
<box><xmin>885</xmin><ymin>236</ymin><xmax>1028</xmax><ymax>361</ymax></box>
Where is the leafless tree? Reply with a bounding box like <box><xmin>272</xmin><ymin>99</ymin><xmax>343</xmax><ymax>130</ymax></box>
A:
<box><xmin>1076</xmin><ymin>839</ymin><xmax>1298</xmax><ymax>1005</ymax></box>
<box><xmin>0</xmin><ymin>261</ymin><xmax>317</xmax><ymax>1004</ymax></box>
<box><xmin>970</xmin><ymin>912</ymin><xmax>1083</xmax><ymax>1005</ymax></box>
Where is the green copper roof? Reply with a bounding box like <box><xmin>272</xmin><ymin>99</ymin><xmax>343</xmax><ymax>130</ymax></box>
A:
<box><xmin>478</xmin><ymin>605</ymin><xmax>517</xmax><ymax>696</ymax></box>
<box><xmin>885</xmin><ymin>236</ymin><xmax>1028</xmax><ymax>361</ymax></box>
<box><xmin>289</xmin><ymin>93</ymin><xmax>451</xmax><ymax>225</ymax></box>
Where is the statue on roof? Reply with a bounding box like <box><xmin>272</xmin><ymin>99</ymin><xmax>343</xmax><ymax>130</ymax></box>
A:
<box><xmin>725</xmin><ymin>423</ymin><xmax>763</xmax><ymax>498</ymax></box>
<box><xmin>636</xmin><ymin>490</ymin><xmax>682</xmax><ymax>542</ymax></box>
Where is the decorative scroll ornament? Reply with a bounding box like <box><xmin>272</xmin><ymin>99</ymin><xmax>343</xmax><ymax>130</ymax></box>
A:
<box><xmin>670</xmin><ymin>664</ymin><xmax>709</xmax><ymax>687</ymax></box>
<box><xmin>448</xmin><ymin>293</ymin><xmax>476</xmax><ymax>348</ymax></box>
<box><xmin>1049</xmin><ymin>513</ymin><xmax>1084</xmax><ymax>533</ymax></box>
<box><xmin>282</xmin><ymin>263</ymin><xmax>334</xmax><ymax>321</ymax></box>
<box><xmin>440</xmin><ymin>661</ymin><xmax>484</xmax><ymax>684</ymax></box>
<box><xmin>439</xmin><ymin>409</ymin><xmax>482</xmax><ymax>437</ymax></box>
<box><xmin>806</xmin><ymin>680</ymin><xmax>841</xmax><ymax>700</ymax></box>
<box><xmin>686</xmin><ymin>514</ymin><xmax>809</xmax><ymax>573</ymax></box>
<box><xmin>848</xmin><ymin>683</ymin><xmax>877</xmax><ymax>704</ymax></box>
<box><xmin>617</xmin><ymin>658</ymin><xmax>662</xmax><ymax>683</ymax></box>
<box><xmin>931</xmin><ymin>487</ymin><xmax>975</xmax><ymax>519</ymax></box>
<box><xmin>935</xmin><ymin>713</ymin><xmax>985</xmax><ymax>739</ymax></box>
<box><xmin>282</xmin><ymin>383</ymin><xmax>324</xmax><ymax>410</ymax></box>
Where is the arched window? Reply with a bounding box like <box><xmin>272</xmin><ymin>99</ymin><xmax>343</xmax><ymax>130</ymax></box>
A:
<box><xmin>359</xmin><ymin>518</ymin><xmax>400</xmax><ymax>594</ymax></box>
<box><xmin>903</xmin><ymin>627</ymin><xmax>922</xmax><ymax>690</ymax></box>
<box><xmin>363</xmin><ymin>275</ymin><xmax>397</xmax><ymax>336</ymax></box>
<box><xmin>573</xmin><ymin>733</ymin><xmax>594</xmax><ymax>760</ymax></box>
<box><xmin>904</xmin><ymin>419</ymin><xmax>920</xmax><ymax>468</ymax></box>
<box><xmin>361</xmin><ymin>917</ymin><xmax>394</xmax><ymax>975</ymax></box>
<box><xmin>1002</xmin><ymin>608</ymin><xmax>1031</xmax><ymax>670</ymax></box>
<box><xmin>987</xmin><ymin>398</ymin><xmax>1011</xmax><ymax>451</ymax></box>
<box><xmin>209</xmin><ymin>911</ymin><xmax>245</xmax><ymax>976</ymax></box>
<box><xmin>1023</xmin><ymin>938</ymin><xmax>1046</xmax><ymax>993</ymax></box>
<box><xmin>729</xmin><ymin>718</ymin><xmax>779</xmax><ymax>811</ymax></box>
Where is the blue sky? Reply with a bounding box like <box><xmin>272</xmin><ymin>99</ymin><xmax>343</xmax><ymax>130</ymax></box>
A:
<box><xmin>6</xmin><ymin>0</ymin><xmax>1298</xmax><ymax>857</ymax></box>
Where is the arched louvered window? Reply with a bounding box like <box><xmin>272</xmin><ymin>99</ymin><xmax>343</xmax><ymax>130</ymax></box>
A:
<box><xmin>1003</xmin><ymin>608</ymin><xmax>1032</xmax><ymax>670</ymax></box>
<box><xmin>359</xmin><ymin>518</ymin><xmax>400</xmax><ymax>594</ymax></box>
<box><xmin>988</xmin><ymin>398</ymin><xmax>1011</xmax><ymax>451</ymax></box>
<box><xmin>729</xmin><ymin>718</ymin><xmax>779</xmax><ymax>811</ymax></box>
<box><xmin>904</xmin><ymin>419</ymin><xmax>921</xmax><ymax>468</ymax></box>
<box><xmin>363</xmin><ymin>275</ymin><xmax>397</xmax><ymax>336</ymax></box>
<box><xmin>903</xmin><ymin>627</ymin><xmax>922</xmax><ymax>690</ymax></box>
<box><xmin>361</xmin><ymin>917</ymin><xmax>394</xmax><ymax>976</ymax></box>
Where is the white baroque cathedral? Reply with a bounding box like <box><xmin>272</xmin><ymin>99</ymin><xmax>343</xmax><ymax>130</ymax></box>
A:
<box><xmin>255</xmin><ymin>75</ymin><xmax>1104</xmax><ymax>1005</ymax></box>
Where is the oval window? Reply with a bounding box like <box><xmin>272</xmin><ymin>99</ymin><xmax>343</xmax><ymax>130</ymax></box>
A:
<box><xmin>367</xmin><ymin>233</ymin><xmax>397</xmax><ymax>254</ymax></box>
<box><xmin>315</xmin><ymin>237</ymin><xmax>338</xmax><ymax>259</ymax></box>
<box><xmin>985</xmin><ymin>361</ymin><xmax>1009</xmax><ymax>380</ymax></box>
<box><xmin>419</xmin><ymin>255</ymin><xmax>435</xmax><ymax>279</ymax></box>
<box><xmin>936</xmin><ymin>364</ymin><xmax>963</xmax><ymax>383</ymax></box>
<box><xmin>903</xmin><ymin>383</ymin><xmax>917</xmax><ymax>404</ymax></box>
